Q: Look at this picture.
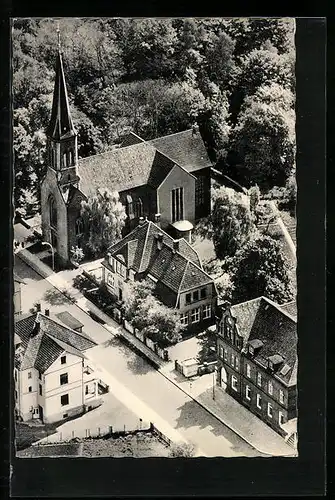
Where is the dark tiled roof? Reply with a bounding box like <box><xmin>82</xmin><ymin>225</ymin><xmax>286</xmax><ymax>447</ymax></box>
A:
<box><xmin>120</xmin><ymin>131</ymin><xmax>145</xmax><ymax>148</ymax></box>
<box><xmin>15</xmin><ymin>313</ymin><xmax>96</xmax><ymax>373</ymax></box>
<box><xmin>230</xmin><ymin>297</ymin><xmax>297</xmax><ymax>386</ymax></box>
<box><xmin>279</xmin><ymin>301</ymin><xmax>297</xmax><ymax>320</ymax></box>
<box><xmin>106</xmin><ymin>221</ymin><xmax>213</xmax><ymax>301</ymax></box>
<box><xmin>55</xmin><ymin>311</ymin><xmax>84</xmax><ymax>331</ymax></box>
<box><xmin>78</xmin><ymin>142</ymin><xmax>157</xmax><ymax>197</ymax></box>
<box><xmin>148</xmin><ymin>129</ymin><xmax>212</xmax><ymax>173</ymax></box>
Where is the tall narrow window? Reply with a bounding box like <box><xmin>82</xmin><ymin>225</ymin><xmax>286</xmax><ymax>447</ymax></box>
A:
<box><xmin>69</xmin><ymin>150</ymin><xmax>74</xmax><ymax>166</ymax></box>
<box><xmin>49</xmin><ymin>196</ymin><xmax>57</xmax><ymax>230</ymax></box>
<box><xmin>171</xmin><ymin>187</ymin><xmax>184</xmax><ymax>222</ymax></box>
<box><xmin>126</xmin><ymin>195</ymin><xmax>133</xmax><ymax>218</ymax></box>
<box><xmin>63</xmin><ymin>152</ymin><xmax>67</xmax><ymax>167</ymax></box>
<box><xmin>195</xmin><ymin>176</ymin><xmax>205</xmax><ymax>206</ymax></box>
<box><xmin>137</xmin><ymin>198</ymin><xmax>143</xmax><ymax>218</ymax></box>
<box><xmin>52</xmin><ymin>149</ymin><xmax>56</xmax><ymax>168</ymax></box>
<box><xmin>75</xmin><ymin>218</ymin><xmax>83</xmax><ymax>236</ymax></box>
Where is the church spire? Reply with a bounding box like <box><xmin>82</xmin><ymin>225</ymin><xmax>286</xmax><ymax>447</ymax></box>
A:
<box><xmin>46</xmin><ymin>27</ymin><xmax>76</xmax><ymax>141</ymax></box>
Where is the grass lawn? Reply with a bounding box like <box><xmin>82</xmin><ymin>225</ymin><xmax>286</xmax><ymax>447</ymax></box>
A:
<box><xmin>16</xmin><ymin>442</ymin><xmax>81</xmax><ymax>458</ymax></box>
<box><xmin>15</xmin><ymin>421</ymin><xmax>58</xmax><ymax>450</ymax></box>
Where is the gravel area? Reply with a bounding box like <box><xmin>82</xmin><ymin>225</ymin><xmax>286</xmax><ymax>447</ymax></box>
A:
<box><xmin>16</xmin><ymin>443</ymin><xmax>81</xmax><ymax>458</ymax></box>
<box><xmin>81</xmin><ymin>432</ymin><xmax>170</xmax><ymax>458</ymax></box>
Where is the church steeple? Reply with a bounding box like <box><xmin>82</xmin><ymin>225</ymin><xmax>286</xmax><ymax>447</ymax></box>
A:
<box><xmin>47</xmin><ymin>42</ymin><xmax>76</xmax><ymax>141</ymax></box>
<box><xmin>46</xmin><ymin>26</ymin><xmax>79</xmax><ymax>187</ymax></box>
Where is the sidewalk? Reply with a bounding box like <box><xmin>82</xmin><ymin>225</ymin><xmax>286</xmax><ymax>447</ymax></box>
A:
<box><xmin>17</xmin><ymin>246</ymin><xmax>296</xmax><ymax>456</ymax></box>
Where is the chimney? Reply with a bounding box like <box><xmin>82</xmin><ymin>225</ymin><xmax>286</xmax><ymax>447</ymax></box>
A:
<box><xmin>31</xmin><ymin>313</ymin><xmax>41</xmax><ymax>337</ymax></box>
<box><xmin>156</xmin><ymin>233</ymin><xmax>163</xmax><ymax>251</ymax></box>
<box><xmin>173</xmin><ymin>240</ymin><xmax>179</xmax><ymax>253</ymax></box>
<box><xmin>35</xmin><ymin>303</ymin><xmax>41</xmax><ymax>312</ymax></box>
<box><xmin>45</xmin><ymin>309</ymin><xmax>50</xmax><ymax>317</ymax></box>
<box><xmin>154</xmin><ymin>213</ymin><xmax>161</xmax><ymax>227</ymax></box>
<box><xmin>139</xmin><ymin>217</ymin><xmax>145</xmax><ymax>226</ymax></box>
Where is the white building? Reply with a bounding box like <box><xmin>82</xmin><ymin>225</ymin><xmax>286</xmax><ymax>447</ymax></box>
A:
<box><xmin>14</xmin><ymin>310</ymin><xmax>107</xmax><ymax>423</ymax></box>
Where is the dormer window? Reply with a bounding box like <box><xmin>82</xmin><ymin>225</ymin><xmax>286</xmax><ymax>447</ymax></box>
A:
<box><xmin>247</xmin><ymin>339</ymin><xmax>264</xmax><ymax>356</ymax></box>
<box><xmin>248</xmin><ymin>345</ymin><xmax>254</xmax><ymax>356</ymax></box>
<box><xmin>268</xmin><ymin>360</ymin><xmax>274</xmax><ymax>371</ymax></box>
<box><xmin>267</xmin><ymin>354</ymin><xmax>284</xmax><ymax>371</ymax></box>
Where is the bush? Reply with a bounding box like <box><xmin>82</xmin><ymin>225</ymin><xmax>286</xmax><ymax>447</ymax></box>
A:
<box><xmin>169</xmin><ymin>442</ymin><xmax>196</xmax><ymax>458</ymax></box>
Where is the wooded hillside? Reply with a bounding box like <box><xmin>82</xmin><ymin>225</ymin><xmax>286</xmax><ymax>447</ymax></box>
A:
<box><xmin>12</xmin><ymin>18</ymin><xmax>296</xmax><ymax>215</ymax></box>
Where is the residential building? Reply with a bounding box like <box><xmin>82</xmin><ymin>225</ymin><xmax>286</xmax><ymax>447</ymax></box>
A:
<box><xmin>216</xmin><ymin>297</ymin><xmax>297</xmax><ymax>441</ymax></box>
<box><xmin>102</xmin><ymin>220</ymin><xmax>217</xmax><ymax>334</ymax></box>
<box><xmin>14</xmin><ymin>274</ymin><xmax>25</xmax><ymax>318</ymax></box>
<box><xmin>40</xmin><ymin>47</ymin><xmax>212</xmax><ymax>267</ymax></box>
<box><xmin>14</xmin><ymin>309</ymin><xmax>106</xmax><ymax>423</ymax></box>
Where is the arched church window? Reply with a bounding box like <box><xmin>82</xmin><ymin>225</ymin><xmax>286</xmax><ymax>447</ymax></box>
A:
<box><xmin>135</xmin><ymin>198</ymin><xmax>143</xmax><ymax>218</ymax></box>
<box><xmin>49</xmin><ymin>196</ymin><xmax>57</xmax><ymax>229</ymax></box>
<box><xmin>63</xmin><ymin>152</ymin><xmax>67</xmax><ymax>168</ymax></box>
<box><xmin>126</xmin><ymin>195</ymin><xmax>133</xmax><ymax>217</ymax></box>
<box><xmin>69</xmin><ymin>150</ymin><xmax>74</xmax><ymax>166</ymax></box>
<box><xmin>75</xmin><ymin>218</ymin><xmax>84</xmax><ymax>236</ymax></box>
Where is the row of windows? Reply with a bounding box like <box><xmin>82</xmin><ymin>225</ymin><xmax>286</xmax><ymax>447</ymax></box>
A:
<box><xmin>218</xmin><ymin>346</ymin><xmax>240</xmax><ymax>371</ymax></box>
<box><xmin>180</xmin><ymin>304</ymin><xmax>211</xmax><ymax>325</ymax></box>
<box><xmin>245</xmin><ymin>363</ymin><xmax>285</xmax><ymax>404</ymax></box>
<box><xmin>49</xmin><ymin>149</ymin><xmax>75</xmax><ymax>169</ymax></box>
<box><xmin>185</xmin><ymin>288</ymin><xmax>207</xmax><ymax>304</ymax></box>
<box><xmin>109</xmin><ymin>257</ymin><xmax>127</xmax><ymax>278</ymax></box>
<box><xmin>230</xmin><ymin>376</ymin><xmax>285</xmax><ymax>425</ymax></box>
<box><xmin>126</xmin><ymin>197</ymin><xmax>144</xmax><ymax>219</ymax></box>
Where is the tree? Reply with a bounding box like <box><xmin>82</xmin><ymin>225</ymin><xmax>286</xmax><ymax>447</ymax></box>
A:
<box><xmin>228</xmin><ymin>235</ymin><xmax>294</xmax><ymax>304</ymax></box>
<box><xmin>124</xmin><ymin>280</ymin><xmax>185</xmax><ymax>347</ymax></box>
<box><xmin>80</xmin><ymin>188</ymin><xmax>127</xmax><ymax>258</ymax></box>
<box><xmin>249</xmin><ymin>185</ymin><xmax>261</xmax><ymax>213</ymax></box>
<box><xmin>211</xmin><ymin>187</ymin><xmax>256</xmax><ymax>259</ymax></box>
<box><xmin>169</xmin><ymin>442</ymin><xmax>196</xmax><ymax>458</ymax></box>
<box><xmin>230</xmin><ymin>83</ymin><xmax>295</xmax><ymax>189</ymax></box>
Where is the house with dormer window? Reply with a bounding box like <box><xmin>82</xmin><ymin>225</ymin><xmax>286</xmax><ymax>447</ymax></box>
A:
<box><xmin>102</xmin><ymin>219</ymin><xmax>217</xmax><ymax>334</ymax></box>
<box><xmin>14</xmin><ymin>308</ymin><xmax>108</xmax><ymax>424</ymax></box>
<box><xmin>216</xmin><ymin>296</ymin><xmax>297</xmax><ymax>442</ymax></box>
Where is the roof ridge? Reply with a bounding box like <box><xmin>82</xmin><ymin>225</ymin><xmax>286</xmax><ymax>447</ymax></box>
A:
<box><xmin>47</xmin><ymin>333</ymin><xmax>85</xmax><ymax>357</ymax></box>
<box><xmin>148</xmin><ymin>129</ymin><xmax>193</xmax><ymax>141</ymax></box>
<box><xmin>39</xmin><ymin>312</ymin><xmax>95</xmax><ymax>343</ymax></box>
<box><xmin>177</xmin><ymin>261</ymin><xmax>191</xmax><ymax>292</ymax></box>
<box><xmin>138</xmin><ymin>221</ymin><xmax>152</xmax><ymax>272</ymax></box>
<box><xmin>261</xmin><ymin>296</ymin><xmax>297</xmax><ymax>324</ymax></box>
<box><xmin>78</xmin><ymin>141</ymin><xmax>154</xmax><ymax>163</ymax></box>
<box><xmin>154</xmin><ymin>149</ymin><xmax>197</xmax><ymax>182</ymax></box>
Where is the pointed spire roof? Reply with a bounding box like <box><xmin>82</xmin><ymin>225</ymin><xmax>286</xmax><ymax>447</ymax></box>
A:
<box><xmin>47</xmin><ymin>46</ymin><xmax>76</xmax><ymax>141</ymax></box>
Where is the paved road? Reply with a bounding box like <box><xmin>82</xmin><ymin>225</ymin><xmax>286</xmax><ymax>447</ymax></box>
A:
<box><xmin>14</xmin><ymin>255</ymin><xmax>262</xmax><ymax>457</ymax></box>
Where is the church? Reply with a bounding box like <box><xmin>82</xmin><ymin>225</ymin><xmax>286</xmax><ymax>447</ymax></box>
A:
<box><xmin>41</xmin><ymin>47</ymin><xmax>212</xmax><ymax>267</ymax></box>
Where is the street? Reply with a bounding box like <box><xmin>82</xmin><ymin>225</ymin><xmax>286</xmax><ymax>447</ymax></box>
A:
<box><xmin>14</xmin><ymin>254</ymin><xmax>263</xmax><ymax>457</ymax></box>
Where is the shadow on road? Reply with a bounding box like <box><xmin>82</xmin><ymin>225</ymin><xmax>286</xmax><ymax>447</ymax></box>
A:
<box><xmin>43</xmin><ymin>287</ymin><xmax>76</xmax><ymax>306</ymax></box>
<box><xmin>102</xmin><ymin>337</ymin><xmax>155</xmax><ymax>376</ymax></box>
<box><xmin>174</xmin><ymin>398</ymin><xmax>264</xmax><ymax>457</ymax></box>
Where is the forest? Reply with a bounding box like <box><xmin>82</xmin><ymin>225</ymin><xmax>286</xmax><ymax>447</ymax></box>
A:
<box><xmin>12</xmin><ymin>17</ymin><xmax>296</xmax><ymax>217</ymax></box>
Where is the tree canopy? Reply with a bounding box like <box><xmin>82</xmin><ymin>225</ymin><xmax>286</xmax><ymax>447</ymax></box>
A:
<box><xmin>80</xmin><ymin>188</ymin><xmax>127</xmax><ymax>258</ymax></box>
<box><xmin>123</xmin><ymin>280</ymin><xmax>185</xmax><ymax>347</ymax></box>
<box><xmin>227</xmin><ymin>234</ymin><xmax>294</xmax><ymax>304</ymax></box>
<box><xmin>211</xmin><ymin>186</ymin><xmax>256</xmax><ymax>259</ymax></box>
<box><xmin>13</xmin><ymin>17</ymin><xmax>296</xmax><ymax>215</ymax></box>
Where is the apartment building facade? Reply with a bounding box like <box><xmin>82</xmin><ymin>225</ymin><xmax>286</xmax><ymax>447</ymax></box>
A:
<box><xmin>216</xmin><ymin>297</ymin><xmax>297</xmax><ymax>438</ymax></box>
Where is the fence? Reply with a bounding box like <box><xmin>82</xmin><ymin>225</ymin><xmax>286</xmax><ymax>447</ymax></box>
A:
<box><xmin>34</xmin><ymin>420</ymin><xmax>152</xmax><ymax>446</ymax></box>
<box><xmin>149</xmin><ymin>422</ymin><xmax>173</xmax><ymax>447</ymax></box>
<box><xmin>123</xmin><ymin>322</ymin><xmax>170</xmax><ymax>362</ymax></box>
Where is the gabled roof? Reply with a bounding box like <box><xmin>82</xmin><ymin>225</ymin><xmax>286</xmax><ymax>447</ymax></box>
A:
<box><xmin>77</xmin><ymin>128</ymin><xmax>209</xmax><ymax>197</ymax></box>
<box><xmin>15</xmin><ymin>312</ymin><xmax>96</xmax><ymax>373</ymax></box>
<box><xmin>105</xmin><ymin>221</ymin><xmax>214</xmax><ymax>302</ymax></box>
<box><xmin>280</xmin><ymin>300</ymin><xmax>297</xmax><ymax>321</ymax></box>
<box><xmin>148</xmin><ymin>129</ymin><xmax>212</xmax><ymax>173</ymax></box>
<box><xmin>46</xmin><ymin>50</ymin><xmax>76</xmax><ymax>141</ymax></box>
<box><xmin>229</xmin><ymin>296</ymin><xmax>297</xmax><ymax>386</ymax></box>
<box><xmin>55</xmin><ymin>311</ymin><xmax>84</xmax><ymax>331</ymax></box>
